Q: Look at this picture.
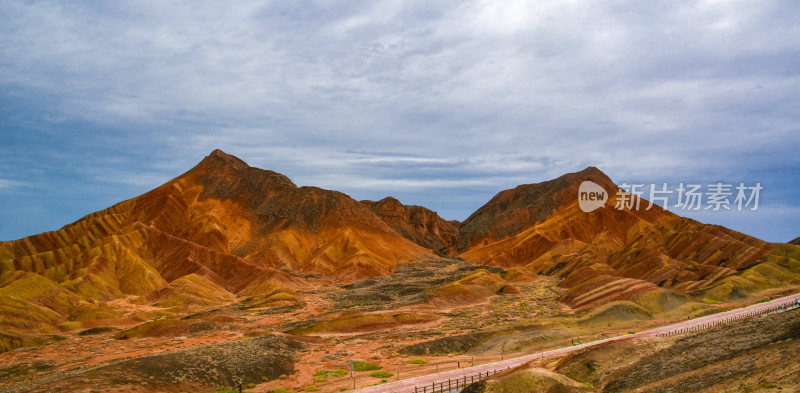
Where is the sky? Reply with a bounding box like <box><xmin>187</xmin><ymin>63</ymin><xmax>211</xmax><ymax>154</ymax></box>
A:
<box><xmin>1</xmin><ymin>1</ymin><xmax>799</xmax><ymax>242</ymax></box>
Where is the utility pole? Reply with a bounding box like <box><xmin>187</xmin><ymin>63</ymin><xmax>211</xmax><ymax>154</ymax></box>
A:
<box><xmin>349</xmin><ymin>359</ymin><xmax>355</xmax><ymax>389</ymax></box>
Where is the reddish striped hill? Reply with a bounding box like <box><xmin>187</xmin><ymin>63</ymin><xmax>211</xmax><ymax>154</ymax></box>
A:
<box><xmin>0</xmin><ymin>150</ymin><xmax>431</xmax><ymax>350</ymax></box>
<box><xmin>456</xmin><ymin>167</ymin><xmax>798</xmax><ymax>308</ymax></box>
<box><xmin>361</xmin><ymin>196</ymin><xmax>459</xmax><ymax>256</ymax></box>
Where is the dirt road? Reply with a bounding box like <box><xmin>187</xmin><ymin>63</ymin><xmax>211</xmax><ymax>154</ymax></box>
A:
<box><xmin>356</xmin><ymin>292</ymin><xmax>800</xmax><ymax>393</ymax></box>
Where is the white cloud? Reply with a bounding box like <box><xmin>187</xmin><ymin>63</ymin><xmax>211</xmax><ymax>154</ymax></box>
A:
<box><xmin>0</xmin><ymin>179</ymin><xmax>18</xmax><ymax>189</ymax></box>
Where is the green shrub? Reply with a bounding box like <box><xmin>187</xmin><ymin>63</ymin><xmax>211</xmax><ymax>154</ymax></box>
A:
<box><xmin>759</xmin><ymin>377</ymin><xmax>777</xmax><ymax>389</ymax></box>
<box><xmin>314</xmin><ymin>369</ymin><xmax>348</xmax><ymax>382</ymax></box>
<box><xmin>352</xmin><ymin>361</ymin><xmax>381</xmax><ymax>371</ymax></box>
<box><xmin>369</xmin><ymin>371</ymin><xmax>394</xmax><ymax>379</ymax></box>
<box><xmin>269</xmin><ymin>389</ymin><xmax>292</xmax><ymax>393</ymax></box>
<box><xmin>408</xmin><ymin>358</ymin><xmax>427</xmax><ymax>364</ymax></box>
<box><xmin>304</xmin><ymin>385</ymin><xmax>320</xmax><ymax>391</ymax></box>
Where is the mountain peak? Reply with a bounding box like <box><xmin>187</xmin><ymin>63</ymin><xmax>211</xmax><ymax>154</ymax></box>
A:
<box><xmin>457</xmin><ymin>166</ymin><xmax>616</xmax><ymax>251</ymax></box>
<box><xmin>189</xmin><ymin>149</ymin><xmax>298</xmax><ymax>194</ymax></box>
<box><xmin>578</xmin><ymin>165</ymin><xmax>604</xmax><ymax>176</ymax></box>
<box><xmin>198</xmin><ymin>149</ymin><xmax>250</xmax><ymax>170</ymax></box>
<box><xmin>575</xmin><ymin>166</ymin><xmax>614</xmax><ymax>187</ymax></box>
<box><xmin>376</xmin><ymin>196</ymin><xmax>402</xmax><ymax>205</ymax></box>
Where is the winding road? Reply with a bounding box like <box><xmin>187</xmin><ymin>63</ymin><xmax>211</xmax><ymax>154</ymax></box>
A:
<box><xmin>356</xmin><ymin>292</ymin><xmax>800</xmax><ymax>393</ymax></box>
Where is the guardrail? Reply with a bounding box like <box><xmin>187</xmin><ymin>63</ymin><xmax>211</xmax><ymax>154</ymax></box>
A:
<box><xmin>412</xmin><ymin>367</ymin><xmax>510</xmax><ymax>393</ymax></box>
<box><xmin>656</xmin><ymin>300</ymin><xmax>800</xmax><ymax>337</ymax></box>
<box><xmin>358</xmin><ymin>293</ymin><xmax>800</xmax><ymax>393</ymax></box>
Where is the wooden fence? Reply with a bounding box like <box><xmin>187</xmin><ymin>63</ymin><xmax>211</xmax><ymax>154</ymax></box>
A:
<box><xmin>656</xmin><ymin>300</ymin><xmax>799</xmax><ymax>337</ymax></box>
<box><xmin>413</xmin><ymin>367</ymin><xmax>510</xmax><ymax>393</ymax></box>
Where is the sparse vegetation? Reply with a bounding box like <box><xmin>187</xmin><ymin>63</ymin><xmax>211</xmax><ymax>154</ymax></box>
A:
<box><xmin>314</xmin><ymin>368</ymin><xmax>348</xmax><ymax>382</ymax></box>
<box><xmin>491</xmin><ymin>369</ymin><xmax>579</xmax><ymax>392</ymax></box>
<box><xmin>369</xmin><ymin>371</ymin><xmax>393</xmax><ymax>378</ymax></box>
<box><xmin>303</xmin><ymin>385</ymin><xmax>320</xmax><ymax>391</ymax></box>
<box><xmin>112</xmin><ymin>318</ymin><xmax>217</xmax><ymax>340</ymax></box>
<box><xmin>330</xmin><ymin>260</ymin><xmax>501</xmax><ymax>311</ymax></box>
<box><xmin>352</xmin><ymin>361</ymin><xmax>381</xmax><ymax>371</ymax></box>
<box><xmin>399</xmin><ymin>331</ymin><xmax>494</xmax><ymax>355</ymax></box>
<box><xmin>408</xmin><ymin>358</ymin><xmax>427</xmax><ymax>364</ymax></box>
<box><xmin>15</xmin><ymin>335</ymin><xmax>306</xmax><ymax>390</ymax></box>
<box><xmin>76</xmin><ymin>327</ymin><xmax>117</xmax><ymax>336</ymax></box>
<box><xmin>288</xmin><ymin>313</ymin><xmax>439</xmax><ymax>335</ymax></box>
<box><xmin>564</xmin><ymin>309</ymin><xmax>800</xmax><ymax>392</ymax></box>
<box><xmin>758</xmin><ymin>377</ymin><xmax>778</xmax><ymax>389</ymax></box>
<box><xmin>440</xmin><ymin>279</ymin><xmax>564</xmax><ymax>331</ymax></box>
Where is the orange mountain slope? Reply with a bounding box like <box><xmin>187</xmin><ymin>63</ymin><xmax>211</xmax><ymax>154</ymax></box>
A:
<box><xmin>457</xmin><ymin>167</ymin><xmax>799</xmax><ymax>308</ymax></box>
<box><xmin>361</xmin><ymin>197</ymin><xmax>458</xmax><ymax>256</ymax></box>
<box><xmin>2</xmin><ymin>150</ymin><xmax>799</xmax><ymax>353</ymax></box>
<box><xmin>0</xmin><ymin>150</ymin><xmax>431</xmax><ymax>349</ymax></box>
<box><xmin>181</xmin><ymin>150</ymin><xmax>431</xmax><ymax>278</ymax></box>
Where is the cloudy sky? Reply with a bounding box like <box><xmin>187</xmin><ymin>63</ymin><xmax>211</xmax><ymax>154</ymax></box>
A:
<box><xmin>1</xmin><ymin>1</ymin><xmax>798</xmax><ymax>242</ymax></box>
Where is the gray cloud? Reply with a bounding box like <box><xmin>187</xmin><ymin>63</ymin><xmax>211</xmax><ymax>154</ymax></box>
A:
<box><xmin>1</xmin><ymin>0</ymin><xmax>799</xmax><ymax>241</ymax></box>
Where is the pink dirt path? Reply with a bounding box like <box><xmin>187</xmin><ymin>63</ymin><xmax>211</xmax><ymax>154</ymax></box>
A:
<box><xmin>356</xmin><ymin>292</ymin><xmax>800</xmax><ymax>393</ymax></box>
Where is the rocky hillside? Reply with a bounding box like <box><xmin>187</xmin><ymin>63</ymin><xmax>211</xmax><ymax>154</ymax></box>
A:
<box><xmin>361</xmin><ymin>197</ymin><xmax>458</xmax><ymax>256</ymax></box>
<box><xmin>2</xmin><ymin>149</ymin><xmax>799</xmax><ymax>354</ymax></box>
<box><xmin>364</xmin><ymin>166</ymin><xmax>798</xmax><ymax>309</ymax></box>
<box><xmin>0</xmin><ymin>150</ymin><xmax>430</xmax><ymax>350</ymax></box>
